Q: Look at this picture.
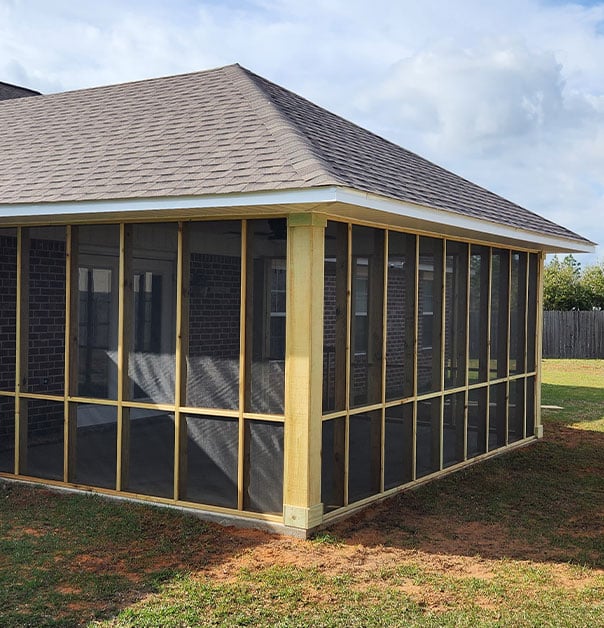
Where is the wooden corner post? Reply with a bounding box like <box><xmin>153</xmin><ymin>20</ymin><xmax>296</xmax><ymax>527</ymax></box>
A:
<box><xmin>283</xmin><ymin>213</ymin><xmax>326</xmax><ymax>531</ymax></box>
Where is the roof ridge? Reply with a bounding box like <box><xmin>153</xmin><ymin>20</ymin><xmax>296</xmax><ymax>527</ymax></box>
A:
<box><xmin>235</xmin><ymin>65</ymin><xmax>340</xmax><ymax>186</ymax></box>
<box><xmin>25</xmin><ymin>64</ymin><xmax>241</xmax><ymax>100</ymax></box>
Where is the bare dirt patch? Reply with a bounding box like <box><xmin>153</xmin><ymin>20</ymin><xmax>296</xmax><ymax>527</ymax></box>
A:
<box><xmin>196</xmin><ymin>417</ymin><xmax>603</xmax><ymax>613</ymax></box>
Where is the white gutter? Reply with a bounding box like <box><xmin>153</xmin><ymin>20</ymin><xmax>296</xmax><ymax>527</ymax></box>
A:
<box><xmin>0</xmin><ymin>185</ymin><xmax>595</xmax><ymax>253</ymax></box>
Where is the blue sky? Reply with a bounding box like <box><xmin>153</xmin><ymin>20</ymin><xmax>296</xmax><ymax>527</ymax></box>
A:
<box><xmin>1</xmin><ymin>0</ymin><xmax>603</xmax><ymax>262</ymax></box>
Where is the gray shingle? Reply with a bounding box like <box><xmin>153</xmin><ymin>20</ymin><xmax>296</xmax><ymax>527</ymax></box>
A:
<box><xmin>0</xmin><ymin>81</ymin><xmax>40</xmax><ymax>101</ymax></box>
<box><xmin>0</xmin><ymin>64</ymin><xmax>590</xmax><ymax>243</ymax></box>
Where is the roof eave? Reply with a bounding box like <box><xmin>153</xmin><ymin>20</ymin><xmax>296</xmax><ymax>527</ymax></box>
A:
<box><xmin>331</xmin><ymin>187</ymin><xmax>596</xmax><ymax>254</ymax></box>
<box><xmin>0</xmin><ymin>185</ymin><xmax>594</xmax><ymax>254</ymax></box>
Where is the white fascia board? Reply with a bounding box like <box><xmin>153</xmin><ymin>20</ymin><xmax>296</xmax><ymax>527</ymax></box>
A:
<box><xmin>0</xmin><ymin>187</ymin><xmax>334</xmax><ymax>217</ymax></box>
<box><xmin>0</xmin><ymin>185</ymin><xmax>594</xmax><ymax>253</ymax></box>
<box><xmin>332</xmin><ymin>187</ymin><xmax>596</xmax><ymax>254</ymax></box>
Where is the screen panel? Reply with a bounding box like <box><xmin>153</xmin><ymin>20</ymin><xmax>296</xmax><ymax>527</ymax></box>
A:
<box><xmin>444</xmin><ymin>242</ymin><xmax>468</xmax><ymax>390</ymax></box>
<box><xmin>350</xmin><ymin>227</ymin><xmax>384</xmax><ymax>409</ymax></box>
<box><xmin>508</xmin><ymin>378</ymin><xmax>525</xmax><ymax>444</ymax></box>
<box><xmin>77</xmin><ymin>225</ymin><xmax>120</xmax><ymax>400</ymax></box>
<box><xmin>126</xmin><ymin>408</ymin><xmax>174</xmax><ymax>499</ymax></box>
<box><xmin>26</xmin><ymin>227</ymin><xmax>66</xmax><ymax>395</ymax></box>
<box><xmin>186</xmin><ymin>221</ymin><xmax>242</xmax><ymax>411</ymax></box>
<box><xmin>490</xmin><ymin>249</ymin><xmax>510</xmax><ymax>380</ymax></box>
<box><xmin>321</xmin><ymin>417</ymin><xmax>345</xmax><ymax>511</ymax></box>
<box><xmin>386</xmin><ymin>232</ymin><xmax>416</xmax><ymax>401</ymax></box>
<box><xmin>0</xmin><ymin>397</ymin><xmax>15</xmax><ymax>474</ymax></box>
<box><xmin>23</xmin><ymin>398</ymin><xmax>64</xmax><ymax>481</ymax></box>
<box><xmin>467</xmin><ymin>387</ymin><xmax>487</xmax><ymax>458</ymax></box>
<box><xmin>244</xmin><ymin>420</ymin><xmax>284</xmax><ymax>514</ymax></box>
<box><xmin>73</xmin><ymin>403</ymin><xmax>117</xmax><ymax>489</ymax></box>
<box><xmin>416</xmin><ymin>396</ymin><xmax>441</xmax><ymax>478</ymax></box>
<box><xmin>184</xmin><ymin>414</ymin><xmax>238</xmax><ymax>509</ymax></box>
<box><xmin>128</xmin><ymin>223</ymin><xmax>178</xmax><ymax>405</ymax></box>
<box><xmin>348</xmin><ymin>410</ymin><xmax>382</xmax><ymax>503</ymax></box>
<box><xmin>468</xmin><ymin>245</ymin><xmax>489</xmax><ymax>384</ymax></box>
<box><xmin>323</xmin><ymin>222</ymin><xmax>348</xmax><ymax>413</ymax></box>
<box><xmin>384</xmin><ymin>403</ymin><xmax>413</xmax><ymax>489</ymax></box>
<box><xmin>0</xmin><ymin>229</ymin><xmax>17</xmax><ymax>393</ymax></box>
<box><xmin>443</xmin><ymin>391</ymin><xmax>465</xmax><ymax>468</ymax></box>
<box><xmin>509</xmin><ymin>252</ymin><xmax>527</xmax><ymax>376</ymax></box>
<box><xmin>246</xmin><ymin>220</ymin><xmax>287</xmax><ymax>415</ymax></box>
<box><xmin>488</xmin><ymin>382</ymin><xmax>507</xmax><ymax>450</ymax></box>
<box><xmin>418</xmin><ymin>237</ymin><xmax>443</xmax><ymax>395</ymax></box>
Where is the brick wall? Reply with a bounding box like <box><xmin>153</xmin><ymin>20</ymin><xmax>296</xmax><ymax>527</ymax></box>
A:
<box><xmin>27</xmin><ymin>237</ymin><xmax>66</xmax><ymax>441</ymax></box>
<box><xmin>187</xmin><ymin>252</ymin><xmax>241</xmax><ymax>408</ymax></box>
<box><xmin>385</xmin><ymin>265</ymin><xmax>406</xmax><ymax>398</ymax></box>
<box><xmin>27</xmin><ymin>237</ymin><xmax>66</xmax><ymax>394</ymax></box>
<box><xmin>189</xmin><ymin>252</ymin><xmax>241</xmax><ymax>359</ymax></box>
<box><xmin>323</xmin><ymin>264</ymin><xmax>336</xmax><ymax>410</ymax></box>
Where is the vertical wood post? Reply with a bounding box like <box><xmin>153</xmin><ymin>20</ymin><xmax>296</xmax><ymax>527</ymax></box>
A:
<box><xmin>64</xmin><ymin>226</ymin><xmax>79</xmax><ymax>483</ymax></box>
<box><xmin>379</xmin><ymin>230</ymin><xmax>389</xmax><ymax>493</ymax></box>
<box><xmin>15</xmin><ymin>228</ymin><xmax>29</xmax><ymax>475</ymax></box>
<box><xmin>436</xmin><ymin>240</ymin><xmax>445</xmax><ymax>471</ymax></box>
<box><xmin>283</xmin><ymin>213</ymin><xmax>326</xmax><ymax>530</ymax></box>
<box><xmin>174</xmin><ymin>222</ymin><xmax>190</xmax><ymax>500</ymax></box>
<box><xmin>463</xmin><ymin>244</ymin><xmax>471</xmax><ymax>461</ymax></box>
<box><xmin>332</xmin><ymin>222</ymin><xmax>348</xmax><ymax>506</ymax></box>
<box><xmin>411</xmin><ymin>236</ymin><xmax>419</xmax><ymax>480</ymax></box>
<box><xmin>535</xmin><ymin>252</ymin><xmax>545</xmax><ymax>438</ymax></box>
<box><xmin>485</xmin><ymin>248</ymin><xmax>493</xmax><ymax>452</ymax></box>
<box><xmin>117</xmin><ymin>224</ymin><xmax>133</xmax><ymax>491</ymax></box>
<box><xmin>343</xmin><ymin>224</ymin><xmax>352</xmax><ymax>505</ymax></box>
<box><xmin>238</xmin><ymin>220</ymin><xmax>248</xmax><ymax>511</ymax></box>
<box><xmin>368</xmin><ymin>229</ymin><xmax>384</xmax><ymax>491</ymax></box>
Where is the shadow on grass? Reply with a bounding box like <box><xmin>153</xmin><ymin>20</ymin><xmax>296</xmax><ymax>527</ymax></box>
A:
<box><xmin>0</xmin><ymin>484</ymin><xmax>272</xmax><ymax>627</ymax></box>
<box><xmin>332</xmin><ymin>418</ymin><xmax>604</xmax><ymax>571</ymax></box>
<box><xmin>541</xmin><ymin>382</ymin><xmax>604</xmax><ymax>425</ymax></box>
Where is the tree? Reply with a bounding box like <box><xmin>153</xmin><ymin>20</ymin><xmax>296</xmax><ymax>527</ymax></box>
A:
<box><xmin>543</xmin><ymin>255</ymin><xmax>604</xmax><ymax>310</ymax></box>
<box><xmin>543</xmin><ymin>255</ymin><xmax>585</xmax><ymax>310</ymax></box>
<box><xmin>581</xmin><ymin>261</ymin><xmax>604</xmax><ymax>309</ymax></box>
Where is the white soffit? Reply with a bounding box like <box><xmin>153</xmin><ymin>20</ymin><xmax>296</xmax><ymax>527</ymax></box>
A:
<box><xmin>0</xmin><ymin>185</ymin><xmax>595</xmax><ymax>253</ymax></box>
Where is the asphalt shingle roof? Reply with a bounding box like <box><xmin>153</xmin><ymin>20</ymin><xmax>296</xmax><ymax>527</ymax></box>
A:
<box><xmin>0</xmin><ymin>81</ymin><xmax>40</xmax><ymax>101</ymax></box>
<box><xmin>0</xmin><ymin>64</ymin><xmax>589</xmax><ymax>243</ymax></box>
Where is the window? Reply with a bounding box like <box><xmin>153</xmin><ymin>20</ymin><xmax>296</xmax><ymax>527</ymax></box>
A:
<box><xmin>352</xmin><ymin>259</ymin><xmax>368</xmax><ymax>354</ymax></box>
<box><xmin>134</xmin><ymin>271</ymin><xmax>162</xmax><ymax>354</ymax></box>
<box><xmin>78</xmin><ymin>266</ymin><xmax>113</xmax><ymax>398</ymax></box>
<box><xmin>419</xmin><ymin>269</ymin><xmax>434</xmax><ymax>350</ymax></box>
<box><xmin>267</xmin><ymin>259</ymin><xmax>286</xmax><ymax>359</ymax></box>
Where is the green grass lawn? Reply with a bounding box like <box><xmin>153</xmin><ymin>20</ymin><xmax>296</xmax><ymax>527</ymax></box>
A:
<box><xmin>541</xmin><ymin>359</ymin><xmax>604</xmax><ymax>431</ymax></box>
<box><xmin>0</xmin><ymin>359</ymin><xmax>603</xmax><ymax>627</ymax></box>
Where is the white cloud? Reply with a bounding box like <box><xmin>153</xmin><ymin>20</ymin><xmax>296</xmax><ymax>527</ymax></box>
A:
<box><xmin>360</xmin><ymin>40</ymin><xmax>567</xmax><ymax>153</ymax></box>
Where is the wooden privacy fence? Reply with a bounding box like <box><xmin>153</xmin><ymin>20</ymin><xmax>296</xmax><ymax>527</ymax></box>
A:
<box><xmin>543</xmin><ymin>310</ymin><xmax>604</xmax><ymax>359</ymax></box>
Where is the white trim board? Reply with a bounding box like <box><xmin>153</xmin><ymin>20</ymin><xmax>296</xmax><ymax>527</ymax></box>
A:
<box><xmin>0</xmin><ymin>185</ymin><xmax>595</xmax><ymax>254</ymax></box>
